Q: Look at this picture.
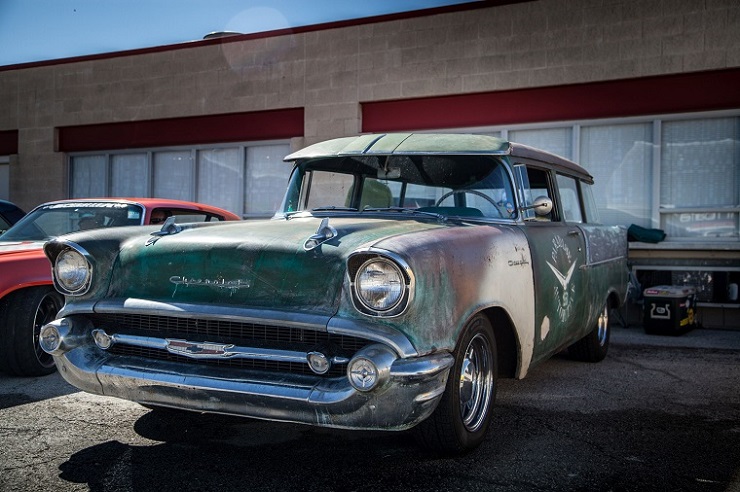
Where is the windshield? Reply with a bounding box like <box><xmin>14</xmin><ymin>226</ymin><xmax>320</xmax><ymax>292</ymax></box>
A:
<box><xmin>0</xmin><ymin>201</ymin><xmax>145</xmax><ymax>242</ymax></box>
<box><xmin>282</xmin><ymin>154</ymin><xmax>516</xmax><ymax>220</ymax></box>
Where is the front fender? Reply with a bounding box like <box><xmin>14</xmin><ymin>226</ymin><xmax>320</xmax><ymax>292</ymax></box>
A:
<box><xmin>0</xmin><ymin>251</ymin><xmax>53</xmax><ymax>299</ymax></box>
<box><xmin>337</xmin><ymin>224</ymin><xmax>537</xmax><ymax>373</ymax></box>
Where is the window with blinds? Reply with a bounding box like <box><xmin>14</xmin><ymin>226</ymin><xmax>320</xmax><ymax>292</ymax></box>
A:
<box><xmin>660</xmin><ymin>118</ymin><xmax>739</xmax><ymax>239</ymax></box>
<box><xmin>471</xmin><ymin>111</ymin><xmax>739</xmax><ymax>242</ymax></box>
<box><xmin>69</xmin><ymin>142</ymin><xmax>291</xmax><ymax>219</ymax></box>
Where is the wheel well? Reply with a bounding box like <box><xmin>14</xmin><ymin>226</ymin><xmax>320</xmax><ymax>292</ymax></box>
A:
<box><xmin>481</xmin><ymin>307</ymin><xmax>518</xmax><ymax>379</ymax></box>
<box><xmin>608</xmin><ymin>290</ymin><xmax>622</xmax><ymax>310</ymax></box>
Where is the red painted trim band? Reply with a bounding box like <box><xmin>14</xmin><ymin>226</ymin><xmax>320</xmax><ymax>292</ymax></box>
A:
<box><xmin>0</xmin><ymin>130</ymin><xmax>18</xmax><ymax>155</ymax></box>
<box><xmin>362</xmin><ymin>68</ymin><xmax>740</xmax><ymax>132</ymax></box>
<box><xmin>57</xmin><ymin>108</ymin><xmax>304</xmax><ymax>152</ymax></box>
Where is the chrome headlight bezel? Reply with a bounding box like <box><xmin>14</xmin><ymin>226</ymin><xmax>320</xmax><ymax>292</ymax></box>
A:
<box><xmin>349</xmin><ymin>252</ymin><xmax>413</xmax><ymax>317</ymax></box>
<box><xmin>53</xmin><ymin>246</ymin><xmax>93</xmax><ymax>296</ymax></box>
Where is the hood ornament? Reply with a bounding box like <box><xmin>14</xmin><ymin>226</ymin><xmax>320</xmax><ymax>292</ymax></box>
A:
<box><xmin>146</xmin><ymin>216</ymin><xmax>182</xmax><ymax>246</ymax></box>
<box><xmin>304</xmin><ymin>217</ymin><xmax>337</xmax><ymax>251</ymax></box>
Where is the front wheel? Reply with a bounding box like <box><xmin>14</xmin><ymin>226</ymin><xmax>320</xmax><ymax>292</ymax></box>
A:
<box><xmin>0</xmin><ymin>286</ymin><xmax>64</xmax><ymax>376</ymax></box>
<box><xmin>415</xmin><ymin>314</ymin><xmax>497</xmax><ymax>455</ymax></box>
<box><xmin>569</xmin><ymin>302</ymin><xmax>610</xmax><ymax>362</ymax></box>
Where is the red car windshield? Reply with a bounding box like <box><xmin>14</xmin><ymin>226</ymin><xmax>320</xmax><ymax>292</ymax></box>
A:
<box><xmin>0</xmin><ymin>202</ymin><xmax>145</xmax><ymax>241</ymax></box>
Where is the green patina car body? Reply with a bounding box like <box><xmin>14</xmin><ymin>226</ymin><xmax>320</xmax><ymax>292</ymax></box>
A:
<box><xmin>42</xmin><ymin>133</ymin><xmax>629</xmax><ymax>455</ymax></box>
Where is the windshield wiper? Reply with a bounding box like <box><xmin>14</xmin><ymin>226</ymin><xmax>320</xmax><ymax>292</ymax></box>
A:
<box><xmin>311</xmin><ymin>206</ymin><xmax>359</xmax><ymax>212</ymax></box>
<box><xmin>284</xmin><ymin>206</ymin><xmax>359</xmax><ymax>220</ymax></box>
<box><xmin>361</xmin><ymin>206</ymin><xmax>446</xmax><ymax>222</ymax></box>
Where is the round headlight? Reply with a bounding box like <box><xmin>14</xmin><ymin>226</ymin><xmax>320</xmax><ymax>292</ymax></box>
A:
<box><xmin>55</xmin><ymin>248</ymin><xmax>91</xmax><ymax>294</ymax></box>
<box><xmin>355</xmin><ymin>258</ymin><xmax>404</xmax><ymax>312</ymax></box>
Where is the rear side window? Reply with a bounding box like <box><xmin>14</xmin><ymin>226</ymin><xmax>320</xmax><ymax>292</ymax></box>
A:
<box><xmin>0</xmin><ymin>216</ymin><xmax>11</xmax><ymax>232</ymax></box>
<box><xmin>159</xmin><ymin>209</ymin><xmax>228</xmax><ymax>223</ymax></box>
<box><xmin>581</xmin><ymin>182</ymin><xmax>601</xmax><ymax>224</ymax></box>
<box><xmin>556</xmin><ymin>174</ymin><xmax>584</xmax><ymax>223</ymax></box>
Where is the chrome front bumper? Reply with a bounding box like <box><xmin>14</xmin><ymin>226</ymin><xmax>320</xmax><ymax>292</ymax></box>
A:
<box><xmin>44</xmin><ymin>316</ymin><xmax>454</xmax><ymax>431</ymax></box>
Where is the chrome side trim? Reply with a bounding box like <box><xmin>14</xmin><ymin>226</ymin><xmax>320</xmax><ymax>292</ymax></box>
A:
<box><xmin>580</xmin><ymin>256</ymin><xmax>628</xmax><ymax>269</ymax></box>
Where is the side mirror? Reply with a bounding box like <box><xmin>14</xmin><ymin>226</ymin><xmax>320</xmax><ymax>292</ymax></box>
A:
<box><xmin>521</xmin><ymin>196</ymin><xmax>553</xmax><ymax>216</ymax></box>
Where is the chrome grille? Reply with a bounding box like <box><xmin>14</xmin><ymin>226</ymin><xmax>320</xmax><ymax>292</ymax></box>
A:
<box><xmin>108</xmin><ymin>344</ymin><xmax>338</xmax><ymax>377</ymax></box>
<box><xmin>87</xmin><ymin>313</ymin><xmax>370</xmax><ymax>378</ymax></box>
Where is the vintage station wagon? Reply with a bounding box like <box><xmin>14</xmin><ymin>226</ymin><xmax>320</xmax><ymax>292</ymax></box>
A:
<box><xmin>41</xmin><ymin>134</ymin><xmax>629</xmax><ymax>454</ymax></box>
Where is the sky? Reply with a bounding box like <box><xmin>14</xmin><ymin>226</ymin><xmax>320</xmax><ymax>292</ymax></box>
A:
<box><xmin>0</xmin><ymin>0</ymin><xmax>474</xmax><ymax>67</ymax></box>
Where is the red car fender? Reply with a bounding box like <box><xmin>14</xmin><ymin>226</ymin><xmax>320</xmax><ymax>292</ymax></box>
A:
<box><xmin>0</xmin><ymin>249</ymin><xmax>53</xmax><ymax>300</ymax></box>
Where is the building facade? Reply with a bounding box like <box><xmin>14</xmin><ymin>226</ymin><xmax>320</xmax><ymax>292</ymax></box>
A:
<box><xmin>1</xmin><ymin>0</ymin><xmax>739</xmax><ymax>327</ymax></box>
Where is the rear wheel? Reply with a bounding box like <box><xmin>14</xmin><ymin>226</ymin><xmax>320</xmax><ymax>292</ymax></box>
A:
<box><xmin>0</xmin><ymin>286</ymin><xmax>64</xmax><ymax>376</ymax></box>
<box><xmin>415</xmin><ymin>314</ymin><xmax>497</xmax><ymax>455</ymax></box>
<box><xmin>569</xmin><ymin>302</ymin><xmax>610</xmax><ymax>362</ymax></box>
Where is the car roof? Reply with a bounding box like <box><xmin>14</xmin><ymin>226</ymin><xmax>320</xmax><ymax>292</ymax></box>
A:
<box><xmin>28</xmin><ymin>198</ymin><xmax>240</xmax><ymax>219</ymax></box>
<box><xmin>0</xmin><ymin>199</ymin><xmax>23</xmax><ymax>213</ymax></box>
<box><xmin>284</xmin><ymin>133</ymin><xmax>593</xmax><ymax>182</ymax></box>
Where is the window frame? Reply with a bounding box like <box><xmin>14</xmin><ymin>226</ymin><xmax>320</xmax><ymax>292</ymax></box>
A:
<box><xmin>438</xmin><ymin>108</ymin><xmax>740</xmax><ymax>243</ymax></box>
<box><xmin>555</xmin><ymin>173</ymin><xmax>584</xmax><ymax>224</ymax></box>
<box><xmin>67</xmin><ymin>139</ymin><xmax>291</xmax><ymax>219</ymax></box>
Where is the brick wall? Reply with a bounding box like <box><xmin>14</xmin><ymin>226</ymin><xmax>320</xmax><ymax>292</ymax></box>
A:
<box><xmin>1</xmin><ymin>0</ymin><xmax>739</xmax><ymax>209</ymax></box>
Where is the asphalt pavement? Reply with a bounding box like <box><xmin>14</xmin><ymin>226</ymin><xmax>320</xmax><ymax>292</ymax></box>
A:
<box><xmin>611</xmin><ymin>323</ymin><xmax>740</xmax><ymax>350</ymax></box>
<box><xmin>1</xmin><ymin>324</ymin><xmax>739</xmax><ymax>492</ymax></box>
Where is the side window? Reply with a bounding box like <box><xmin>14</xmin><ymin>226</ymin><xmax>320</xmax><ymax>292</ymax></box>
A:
<box><xmin>150</xmin><ymin>209</ymin><xmax>173</xmax><ymax>225</ymax></box>
<box><xmin>520</xmin><ymin>166</ymin><xmax>555</xmax><ymax>221</ymax></box>
<box><xmin>171</xmin><ymin>212</ymin><xmax>225</xmax><ymax>223</ymax></box>
<box><xmin>581</xmin><ymin>182</ymin><xmax>601</xmax><ymax>223</ymax></box>
<box><xmin>556</xmin><ymin>174</ymin><xmax>584</xmax><ymax>223</ymax></box>
<box><xmin>153</xmin><ymin>209</ymin><xmax>226</xmax><ymax>224</ymax></box>
<box><xmin>0</xmin><ymin>216</ymin><xmax>11</xmax><ymax>232</ymax></box>
<box><xmin>304</xmin><ymin>171</ymin><xmax>356</xmax><ymax>210</ymax></box>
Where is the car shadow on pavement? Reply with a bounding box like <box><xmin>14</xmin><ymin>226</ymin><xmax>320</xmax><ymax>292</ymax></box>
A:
<box><xmin>54</xmin><ymin>402</ymin><xmax>740</xmax><ymax>492</ymax></box>
<box><xmin>0</xmin><ymin>371</ymin><xmax>78</xmax><ymax>410</ymax></box>
<box><xmin>58</xmin><ymin>409</ymin><xmax>442</xmax><ymax>492</ymax></box>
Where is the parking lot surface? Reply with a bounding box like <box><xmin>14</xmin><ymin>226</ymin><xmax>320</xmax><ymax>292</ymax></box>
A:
<box><xmin>1</xmin><ymin>325</ymin><xmax>739</xmax><ymax>492</ymax></box>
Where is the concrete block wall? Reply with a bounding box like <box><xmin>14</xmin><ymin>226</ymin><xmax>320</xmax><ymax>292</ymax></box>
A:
<box><xmin>0</xmin><ymin>0</ymin><xmax>739</xmax><ymax>209</ymax></box>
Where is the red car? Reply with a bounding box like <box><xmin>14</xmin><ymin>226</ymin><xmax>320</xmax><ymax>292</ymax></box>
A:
<box><xmin>0</xmin><ymin>198</ymin><xmax>240</xmax><ymax>376</ymax></box>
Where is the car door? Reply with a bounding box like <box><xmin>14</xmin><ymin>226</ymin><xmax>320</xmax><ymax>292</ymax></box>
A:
<box><xmin>515</xmin><ymin>164</ymin><xmax>588</xmax><ymax>365</ymax></box>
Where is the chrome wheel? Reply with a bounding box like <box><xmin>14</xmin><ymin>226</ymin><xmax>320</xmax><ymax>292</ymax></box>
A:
<box><xmin>0</xmin><ymin>286</ymin><xmax>63</xmax><ymax>376</ymax></box>
<box><xmin>33</xmin><ymin>291</ymin><xmax>63</xmax><ymax>369</ymax></box>
<box><xmin>415</xmin><ymin>314</ymin><xmax>497</xmax><ymax>455</ymax></box>
<box><xmin>459</xmin><ymin>333</ymin><xmax>495</xmax><ymax>433</ymax></box>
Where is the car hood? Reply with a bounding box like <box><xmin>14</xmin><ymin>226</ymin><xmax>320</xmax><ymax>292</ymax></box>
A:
<box><xmin>0</xmin><ymin>240</ymin><xmax>45</xmax><ymax>255</ymax></box>
<box><xmin>108</xmin><ymin>217</ymin><xmax>449</xmax><ymax>316</ymax></box>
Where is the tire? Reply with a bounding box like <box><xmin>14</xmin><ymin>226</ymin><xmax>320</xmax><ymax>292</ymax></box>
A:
<box><xmin>415</xmin><ymin>314</ymin><xmax>497</xmax><ymax>455</ymax></box>
<box><xmin>0</xmin><ymin>286</ymin><xmax>64</xmax><ymax>376</ymax></box>
<box><xmin>569</xmin><ymin>302</ymin><xmax>610</xmax><ymax>362</ymax></box>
